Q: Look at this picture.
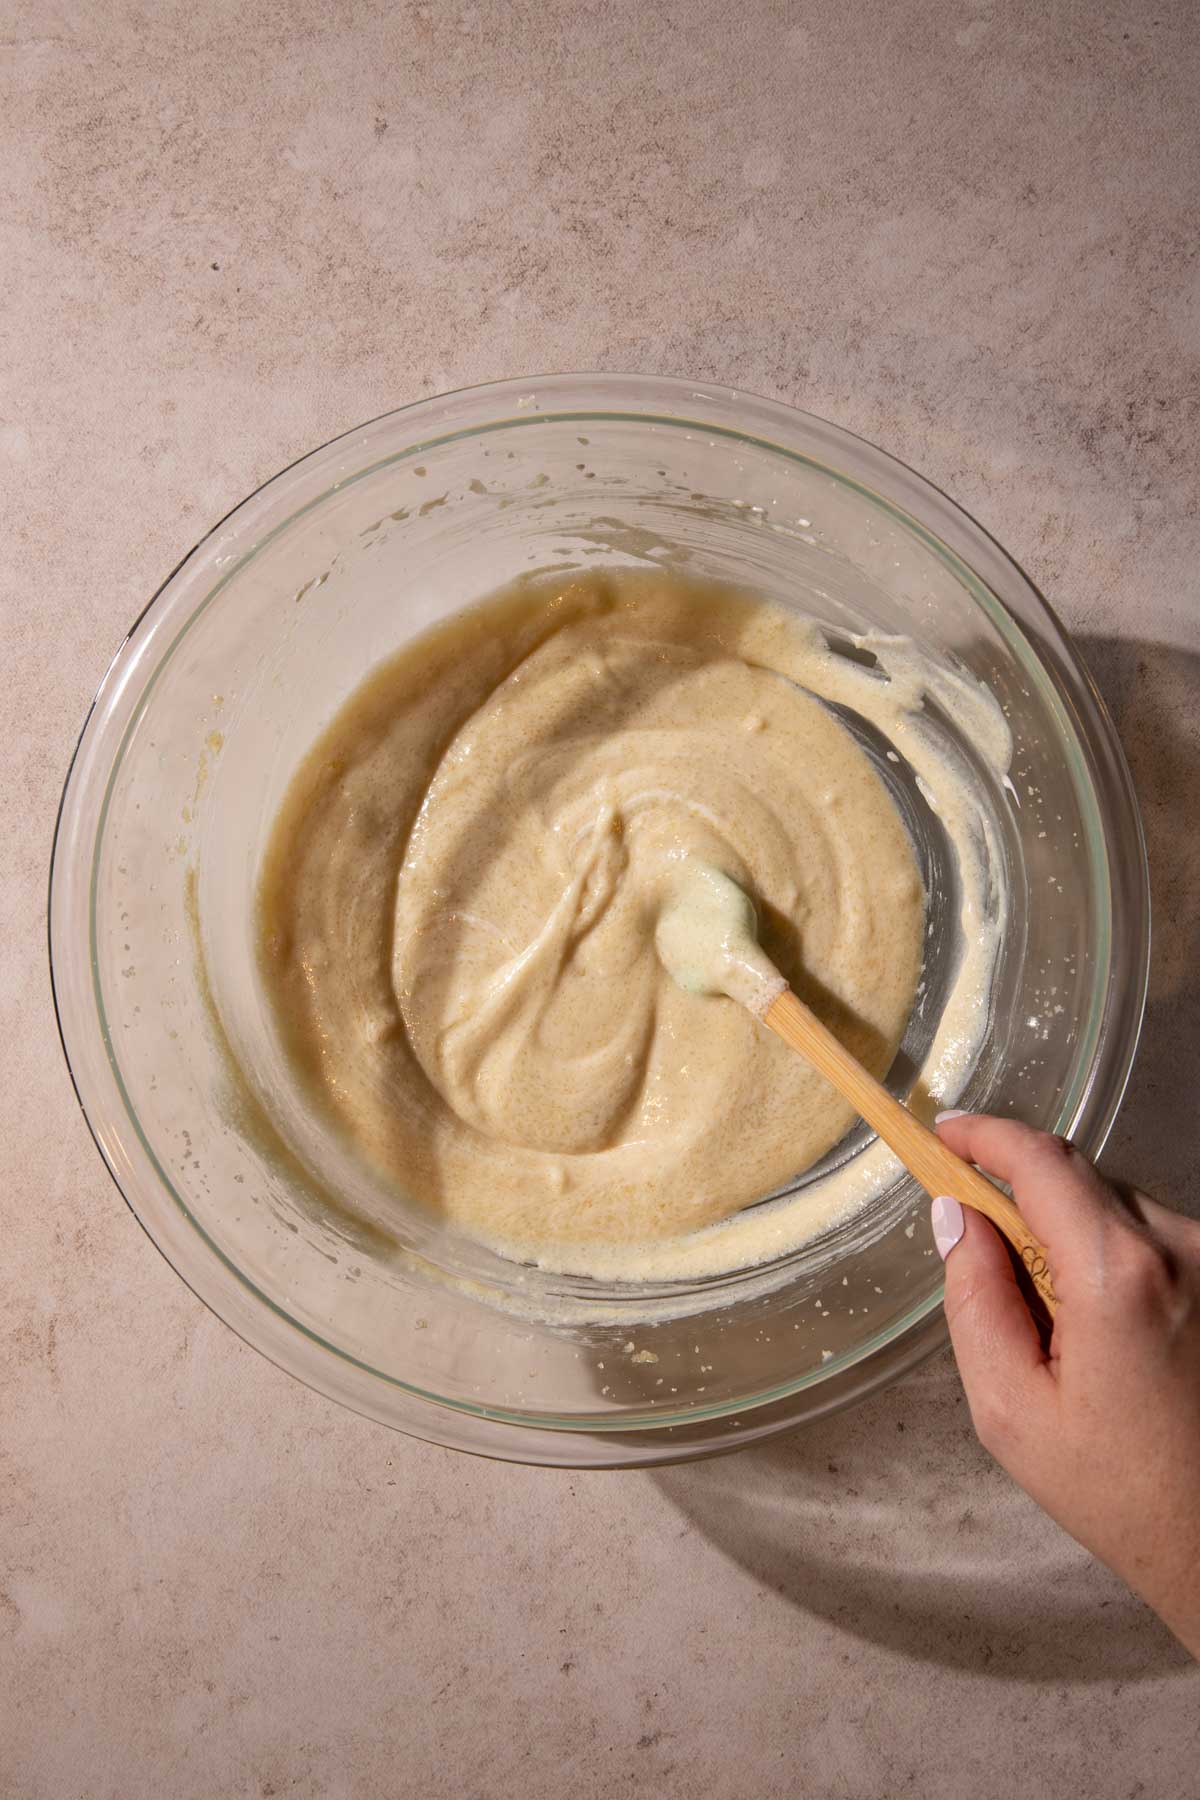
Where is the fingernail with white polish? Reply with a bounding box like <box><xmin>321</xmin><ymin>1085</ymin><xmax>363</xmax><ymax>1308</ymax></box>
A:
<box><xmin>931</xmin><ymin>1195</ymin><xmax>965</xmax><ymax>1259</ymax></box>
<box><xmin>935</xmin><ymin>1108</ymin><xmax>968</xmax><ymax>1124</ymax></box>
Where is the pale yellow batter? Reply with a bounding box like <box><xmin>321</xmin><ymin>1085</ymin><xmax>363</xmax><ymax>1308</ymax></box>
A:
<box><xmin>258</xmin><ymin>571</ymin><xmax>928</xmax><ymax>1273</ymax></box>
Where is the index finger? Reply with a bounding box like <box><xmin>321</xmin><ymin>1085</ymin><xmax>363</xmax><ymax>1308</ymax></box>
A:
<box><xmin>934</xmin><ymin>1112</ymin><xmax>1118</xmax><ymax>1253</ymax></box>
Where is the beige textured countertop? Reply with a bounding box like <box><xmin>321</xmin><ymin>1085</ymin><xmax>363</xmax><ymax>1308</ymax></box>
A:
<box><xmin>4</xmin><ymin>2</ymin><xmax>1199</xmax><ymax>1794</ymax></box>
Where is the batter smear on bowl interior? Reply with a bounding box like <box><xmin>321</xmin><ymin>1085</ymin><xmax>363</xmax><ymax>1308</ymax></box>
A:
<box><xmin>259</xmin><ymin>571</ymin><xmax>932</xmax><ymax>1274</ymax></box>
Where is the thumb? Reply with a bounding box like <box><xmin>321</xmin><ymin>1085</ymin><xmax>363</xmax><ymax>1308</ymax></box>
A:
<box><xmin>933</xmin><ymin>1196</ymin><xmax>1052</xmax><ymax>1452</ymax></box>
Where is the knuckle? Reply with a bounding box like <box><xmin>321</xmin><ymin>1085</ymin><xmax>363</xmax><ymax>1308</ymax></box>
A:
<box><xmin>1004</xmin><ymin>1131</ymin><xmax>1075</xmax><ymax>1199</ymax></box>
<box><xmin>989</xmin><ymin>1120</ymin><xmax>1045</xmax><ymax>1160</ymax></box>
<box><xmin>1106</xmin><ymin>1227</ymin><xmax>1172</xmax><ymax>1302</ymax></box>
<box><xmin>1027</xmin><ymin>1132</ymin><xmax>1077</xmax><ymax>1177</ymax></box>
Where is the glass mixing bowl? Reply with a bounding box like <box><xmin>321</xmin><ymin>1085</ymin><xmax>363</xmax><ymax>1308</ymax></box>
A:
<box><xmin>50</xmin><ymin>374</ymin><xmax>1148</xmax><ymax>1466</ymax></box>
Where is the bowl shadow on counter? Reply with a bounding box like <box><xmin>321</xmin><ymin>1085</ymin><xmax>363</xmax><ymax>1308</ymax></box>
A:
<box><xmin>653</xmin><ymin>1353</ymin><xmax>1190</xmax><ymax>1681</ymax></box>
<box><xmin>1077</xmin><ymin>637</ymin><xmax>1200</xmax><ymax>1220</ymax></box>
<box><xmin>654</xmin><ymin>636</ymin><xmax>1200</xmax><ymax>1681</ymax></box>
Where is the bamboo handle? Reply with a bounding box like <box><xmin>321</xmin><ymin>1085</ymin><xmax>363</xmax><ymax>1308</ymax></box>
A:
<box><xmin>763</xmin><ymin>988</ymin><xmax>1056</xmax><ymax>1316</ymax></box>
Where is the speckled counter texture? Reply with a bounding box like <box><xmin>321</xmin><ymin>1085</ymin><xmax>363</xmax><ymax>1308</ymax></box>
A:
<box><xmin>4</xmin><ymin>1</ymin><xmax>1199</xmax><ymax>1794</ymax></box>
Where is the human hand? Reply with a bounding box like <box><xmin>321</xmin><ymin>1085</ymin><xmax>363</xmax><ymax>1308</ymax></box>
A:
<box><xmin>931</xmin><ymin>1113</ymin><xmax>1200</xmax><ymax>1658</ymax></box>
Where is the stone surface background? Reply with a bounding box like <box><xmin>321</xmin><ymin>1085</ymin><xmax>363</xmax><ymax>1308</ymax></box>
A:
<box><xmin>3</xmin><ymin>2</ymin><xmax>1198</xmax><ymax>1793</ymax></box>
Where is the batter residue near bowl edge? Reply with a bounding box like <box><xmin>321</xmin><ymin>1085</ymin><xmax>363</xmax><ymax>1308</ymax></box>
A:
<box><xmin>257</xmin><ymin>570</ymin><xmax>1006</xmax><ymax>1280</ymax></box>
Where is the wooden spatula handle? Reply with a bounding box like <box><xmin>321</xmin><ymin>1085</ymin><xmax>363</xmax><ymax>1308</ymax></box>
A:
<box><xmin>763</xmin><ymin>988</ymin><xmax>1057</xmax><ymax>1316</ymax></box>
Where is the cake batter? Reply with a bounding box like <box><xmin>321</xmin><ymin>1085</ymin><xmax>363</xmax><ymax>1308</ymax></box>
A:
<box><xmin>258</xmin><ymin>571</ymin><xmax>940</xmax><ymax>1273</ymax></box>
